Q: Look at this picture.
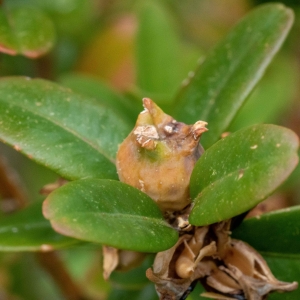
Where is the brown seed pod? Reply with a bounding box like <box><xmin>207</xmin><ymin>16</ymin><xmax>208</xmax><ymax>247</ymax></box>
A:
<box><xmin>146</xmin><ymin>220</ymin><xmax>298</xmax><ymax>300</ymax></box>
<box><xmin>116</xmin><ymin>98</ymin><xmax>208</xmax><ymax>212</ymax></box>
<box><xmin>175</xmin><ymin>227</ymin><xmax>216</xmax><ymax>279</ymax></box>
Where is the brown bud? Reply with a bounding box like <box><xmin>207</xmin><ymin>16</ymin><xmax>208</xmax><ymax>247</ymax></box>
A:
<box><xmin>116</xmin><ymin>98</ymin><xmax>207</xmax><ymax>211</ymax></box>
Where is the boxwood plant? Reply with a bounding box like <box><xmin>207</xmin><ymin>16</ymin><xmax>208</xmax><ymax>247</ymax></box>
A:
<box><xmin>0</xmin><ymin>2</ymin><xmax>299</xmax><ymax>300</ymax></box>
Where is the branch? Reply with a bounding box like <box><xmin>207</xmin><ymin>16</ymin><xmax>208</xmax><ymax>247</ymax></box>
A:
<box><xmin>36</xmin><ymin>251</ymin><xmax>91</xmax><ymax>300</ymax></box>
<box><xmin>0</xmin><ymin>154</ymin><xmax>27</xmax><ymax>212</ymax></box>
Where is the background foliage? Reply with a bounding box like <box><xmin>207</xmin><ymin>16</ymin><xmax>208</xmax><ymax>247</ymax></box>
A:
<box><xmin>0</xmin><ymin>0</ymin><xmax>299</xmax><ymax>299</ymax></box>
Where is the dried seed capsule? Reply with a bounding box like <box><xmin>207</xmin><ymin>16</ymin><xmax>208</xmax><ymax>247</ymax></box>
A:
<box><xmin>116</xmin><ymin>98</ymin><xmax>208</xmax><ymax>211</ymax></box>
<box><xmin>175</xmin><ymin>227</ymin><xmax>216</xmax><ymax>279</ymax></box>
<box><xmin>147</xmin><ymin>220</ymin><xmax>298</xmax><ymax>300</ymax></box>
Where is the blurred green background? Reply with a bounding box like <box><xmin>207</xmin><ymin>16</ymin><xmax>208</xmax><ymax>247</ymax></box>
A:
<box><xmin>0</xmin><ymin>0</ymin><xmax>300</xmax><ymax>299</ymax></box>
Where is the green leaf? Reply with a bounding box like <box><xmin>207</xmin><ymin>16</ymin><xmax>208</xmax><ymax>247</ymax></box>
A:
<box><xmin>173</xmin><ymin>3</ymin><xmax>294</xmax><ymax>149</ymax></box>
<box><xmin>0</xmin><ymin>7</ymin><xmax>56</xmax><ymax>58</ymax></box>
<box><xmin>229</xmin><ymin>55</ymin><xmax>298</xmax><ymax>131</ymax></box>
<box><xmin>43</xmin><ymin>179</ymin><xmax>178</xmax><ymax>252</ymax></box>
<box><xmin>265</xmin><ymin>255</ymin><xmax>300</xmax><ymax>300</ymax></box>
<box><xmin>16</xmin><ymin>0</ymin><xmax>96</xmax><ymax>40</ymax></box>
<box><xmin>232</xmin><ymin>206</ymin><xmax>300</xmax><ymax>256</ymax></box>
<box><xmin>136</xmin><ymin>1</ymin><xmax>182</xmax><ymax>101</ymax></box>
<box><xmin>108</xmin><ymin>284</ymin><xmax>157</xmax><ymax>300</ymax></box>
<box><xmin>282</xmin><ymin>150</ymin><xmax>300</xmax><ymax>190</ymax></box>
<box><xmin>187</xmin><ymin>283</ymin><xmax>206</xmax><ymax>300</ymax></box>
<box><xmin>58</xmin><ymin>73</ymin><xmax>139</xmax><ymax>125</ymax></box>
<box><xmin>0</xmin><ymin>77</ymin><xmax>132</xmax><ymax>180</ymax></box>
<box><xmin>0</xmin><ymin>201</ymin><xmax>77</xmax><ymax>251</ymax></box>
<box><xmin>189</xmin><ymin>124</ymin><xmax>299</xmax><ymax>226</ymax></box>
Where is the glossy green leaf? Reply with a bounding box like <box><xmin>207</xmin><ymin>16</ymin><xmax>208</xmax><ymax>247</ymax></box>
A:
<box><xmin>0</xmin><ymin>77</ymin><xmax>132</xmax><ymax>180</ymax></box>
<box><xmin>265</xmin><ymin>255</ymin><xmax>300</xmax><ymax>300</ymax></box>
<box><xmin>43</xmin><ymin>179</ymin><xmax>178</xmax><ymax>252</ymax></box>
<box><xmin>0</xmin><ymin>201</ymin><xmax>77</xmax><ymax>251</ymax></box>
<box><xmin>136</xmin><ymin>1</ymin><xmax>182</xmax><ymax>101</ymax></box>
<box><xmin>189</xmin><ymin>124</ymin><xmax>299</xmax><ymax>226</ymax></box>
<box><xmin>229</xmin><ymin>55</ymin><xmax>298</xmax><ymax>131</ymax></box>
<box><xmin>173</xmin><ymin>3</ymin><xmax>294</xmax><ymax>149</ymax></box>
<box><xmin>59</xmin><ymin>73</ymin><xmax>140</xmax><ymax>125</ymax></box>
<box><xmin>232</xmin><ymin>206</ymin><xmax>300</xmax><ymax>256</ymax></box>
<box><xmin>0</xmin><ymin>7</ymin><xmax>55</xmax><ymax>58</ymax></box>
<box><xmin>282</xmin><ymin>150</ymin><xmax>300</xmax><ymax>190</ymax></box>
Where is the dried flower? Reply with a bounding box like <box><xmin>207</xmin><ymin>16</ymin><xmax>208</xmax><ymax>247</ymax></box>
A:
<box><xmin>146</xmin><ymin>220</ymin><xmax>298</xmax><ymax>300</ymax></box>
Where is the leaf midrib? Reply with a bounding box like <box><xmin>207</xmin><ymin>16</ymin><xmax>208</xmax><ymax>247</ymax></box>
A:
<box><xmin>56</xmin><ymin>211</ymin><xmax>169</xmax><ymax>226</ymax></box>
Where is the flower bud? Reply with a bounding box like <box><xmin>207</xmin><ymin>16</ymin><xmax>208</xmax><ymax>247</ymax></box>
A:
<box><xmin>116</xmin><ymin>98</ymin><xmax>208</xmax><ymax>211</ymax></box>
